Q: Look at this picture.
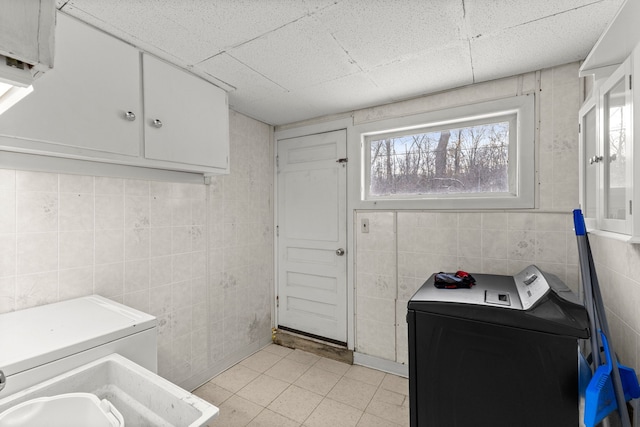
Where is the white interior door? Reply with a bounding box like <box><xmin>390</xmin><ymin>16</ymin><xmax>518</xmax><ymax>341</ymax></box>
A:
<box><xmin>277</xmin><ymin>130</ymin><xmax>347</xmax><ymax>344</ymax></box>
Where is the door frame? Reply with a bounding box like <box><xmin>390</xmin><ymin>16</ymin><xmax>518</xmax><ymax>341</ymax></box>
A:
<box><xmin>274</xmin><ymin>117</ymin><xmax>355</xmax><ymax>350</ymax></box>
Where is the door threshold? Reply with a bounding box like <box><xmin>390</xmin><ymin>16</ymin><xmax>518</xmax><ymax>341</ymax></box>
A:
<box><xmin>273</xmin><ymin>327</ymin><xmax>353</xmax><ymax>364</ymax></box>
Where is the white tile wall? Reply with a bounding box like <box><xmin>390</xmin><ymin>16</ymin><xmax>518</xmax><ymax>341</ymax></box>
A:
<box><xmin>589</xmin><ymin>234</ymin><xmax>640</xmax><ymax>375</ymax></box>
<box><xmin>0</xmin><ymin>110</ymin><xmax>273</xmax><ymax>389</ymax></box>
<box><xmin>354</xmin><ymin>62</ymin><xmax>583</xmax><ymax>366</ymax></box>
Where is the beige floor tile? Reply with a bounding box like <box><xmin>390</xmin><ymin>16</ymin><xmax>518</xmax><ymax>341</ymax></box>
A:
<box><xmin>262</xmin><ymin>343</ymin><xmax>294</xmax><ymax>357</ymax></box>
<box><xmin>285</xmin><ymin>349</ymin><xmax>321</xmax><ymax>366</ymax></box>
<box><xmin>294</xmin><ymin>366</ymin><xmax>342</xmax><ymax>396</ymax></box>
<box><xmin>204</xmin><ymin>346</ymin><xmax>410</xmax><ymax>427</ymax></box>
<box><xmin>247</xmin><ymin>409</ymin><xmax>301</xmax><ymax>427</ymax></box>
<box><xmin>237</xmin><ymin>374</ymin><xmax>290</xmax><ymax>407</ymax></box>
<box><xmin>344</xmin><ymin>365</ymin><xmax>386</xmax><ymax>387</ymax></box>
<box><xmin>356</xmin><ymin>413</ymin><xmax>402</xmax><ymax>427</ymax></box>
<box><xmin>211</xmin><ymin>364</ymin><xmax>261</xmax><ymax>393</ymax></box>
<box><xmin>240</xmin><ymin>349</ymin><xmax>284</xmax><ymax>373</ymax></box>
<box><xmin>215</xmin><ymin>395</ymin><xmax>264</xmax><ymax>427</ymax></box>
<box><xmin>193</xmin><ymin>381</ymin><xmax>232</xmax><ymax>406</ymax></box>
<box><xmin>365</xmin><ymin>388</ymin><xmax>409</xmax><ymax>427</ymax></box>
<box><xmin>371</xmin><ymin>388</ymin><xmax>406</xmax><ymax>406</ymax></box>
<box><xmin>380</xmin><ymin>374</ymin><xmax>409</xmax><ymax>396</ymax></box>
<box><xmin>267</xmin><ymin>384</ymin><xmax>323</xmax><ymax>423</ymax></box>
<box><xmin>303</xmin><ymin>398</ymin><xmax>363</xmax><ymax>427</ymax></box>
<box><xmin>313</xmin><ymin>357</ymin><xmax>351</xmax><ymax>376</ymax></box>
<box><xmin>327</xmin><ymin>376</ymin><xmax>377</xmax><ymax>410</ymax></box>
<box><xmin>264</xmin><ymin>357</ymin><xmax>310</xmax><ymax>383</ymax></box>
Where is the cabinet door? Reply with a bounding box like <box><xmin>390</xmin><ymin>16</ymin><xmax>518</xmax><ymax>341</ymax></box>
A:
<box><xmin>579</xmin><ymin>98</ymin><xmax>598</xmax><ymax>224</ymax></box>
<box><xmin>599</xmin><ymin>59</ymin><xmax>632</xmax><ymax>234</ymax></box>
<box><xmin>142</xmin><ymin>54</ymin><xmax>229</xmax><ymax>169</ymax></box>
<box><xmin>0</xmin><ymin>13</ymin><xmax>141</xmax><ymax>157</ymax></box>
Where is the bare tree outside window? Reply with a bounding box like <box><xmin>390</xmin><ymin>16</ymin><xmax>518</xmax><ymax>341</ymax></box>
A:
<box><xmin>368</xmin><ymin>120</ymin><xmax>511</xmax><ymax>197</ymax></box>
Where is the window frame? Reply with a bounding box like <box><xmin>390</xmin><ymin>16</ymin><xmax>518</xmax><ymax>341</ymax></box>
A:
<box><xmin>355</xmin><ymin>95</ymin><xmax>536</xmax><ymax>210</ymax></box>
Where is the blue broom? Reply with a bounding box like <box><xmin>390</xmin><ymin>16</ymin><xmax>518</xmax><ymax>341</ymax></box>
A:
<box><xmin>584</xmin><ymin>331</ymin><xmax>640</xmax><ymax>427</ymax></box>
<box><xmin>574</xmin><ymin>209</ymin><xmax>637</xmax><ymax>427</ymax></box>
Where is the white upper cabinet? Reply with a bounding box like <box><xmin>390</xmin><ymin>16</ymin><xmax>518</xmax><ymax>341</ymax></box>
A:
<box><xmin>579</xmin><ymin>0</ymin><xmax>640</xmax><ymax>77</ymax></box>
<box><xmin>0</xmin><ymin>13</ymin><xmax>141</xmax><ymax>157</ymax></box>
<box><xmin>579</xmin><ymin>0</ymin><xmax>640</xmax><ymax>240</ymax></box>
<box><xmin>0</xmin><ymin>12</ymin><xmax>229</xmax><ymax>175</ymax></box>
<box><xmin>143</xmin><ymin>54</ymin><xmax>229</xmax><ymax>169</ymax></box>
<box><xmin>580</xmin><ymin>47</ymin><xmax>634</xmax><ymax>238</ymax></box>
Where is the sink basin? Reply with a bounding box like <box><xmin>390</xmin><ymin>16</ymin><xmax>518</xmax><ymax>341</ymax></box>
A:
<box><xmin>0</xmin><ymin>392</ymin><xmax>124</xmax><ymax>427</ymax></box>
<box><xmin>0</xmin><ymin>354</ymin><xmax>218</xmax><ymax>427</ymax></box>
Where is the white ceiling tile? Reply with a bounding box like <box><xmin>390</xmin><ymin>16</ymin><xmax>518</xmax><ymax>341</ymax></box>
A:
<box><xmin>296</xmin><ymin>73</ymin><xmax>395</xmax><ymax>114</ymax></box>
<box><xmin>199</xmin><ymin>53</ymin><xmax>286</xmax><ymax>96</ymax></box>
<box><xmin>61</xmin><ymin>3</ymin><xmax>213</xmax><ymax>64</ymax></box>
<box><xmin>229</xmin><ymin>16</ymin><xmax>361</xmax><ymax>90</ymax></box>
<box><xmin>315</xmin><ymin>0</ymin><xmax>465</xmax><ymax>69</ymax></box>
<box><xmin>230</xmin><ymin>91</ymin><xmax>322</xmax><ymax>125</ymax></box>
<box><xmin>465</xmin><ymin>0</ymin><xmax>608</xmax><ymax>37</ymax></box>
<box><xmin>471</xmin><ymin>3</ymin><xmax>618</xmax><ymax>82</ymax></box>
<box><xmin>367</xmin><ymin>41</ymin><xmax>474</xmax><ymax>102</ymax></box>
<box><xmin>62</xmin><ymin>0</ymin><xmax>326</xmax><ymax>63</ymax></box>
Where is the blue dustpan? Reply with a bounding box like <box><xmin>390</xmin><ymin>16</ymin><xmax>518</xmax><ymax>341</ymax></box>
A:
<box><xmin>584</xmin><ymin>331</ymin><xmax>640</xmax><ymax>427</ymax></box>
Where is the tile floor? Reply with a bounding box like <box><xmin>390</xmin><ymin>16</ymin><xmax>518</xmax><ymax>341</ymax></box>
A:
<box><xmin>194</xmin><ymin>344</ymin><xmax>409</xmax><ymax>427</ymax></box>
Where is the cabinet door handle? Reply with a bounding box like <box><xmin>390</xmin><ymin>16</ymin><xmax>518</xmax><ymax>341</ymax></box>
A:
<box><xmin>152</xmin><ymin>119</ymin><xmax>163</xmax><ymax>128</ymax></box>
<box><xmin>589</xmin><ymin>155</ymin><xmax>603</xmax><ymax>165</ymax></box>
<box><xmin>124</xmin><ymin>111</ymin><xmax>136</xmax><ymax>121</ymax></box>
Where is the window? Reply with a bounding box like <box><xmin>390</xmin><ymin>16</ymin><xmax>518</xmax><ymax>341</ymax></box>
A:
<box><xmin>357</xmin><ymin>95</ymin><xmax>535</xmax><ymax>209</ymax></box>
<box><xmin>367</xmin><ymin>116</ymin><xmax>514</xmax><ymax>197</ymax></box>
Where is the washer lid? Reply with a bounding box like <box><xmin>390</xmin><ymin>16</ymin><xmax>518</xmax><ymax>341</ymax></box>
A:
<box><xmin>409</xmin><ymin>265</ymin><xmax>555</xmax><ymax>311</ymax></box>
<box><xmin>0</xmin><ymin>295</ymin><xmax>156</xmax><ymax>377</ymax></box>
<box><xmin>410</xmin><ymin>273</ymin><xmax>525</xmax><ymax>309</ymax></box>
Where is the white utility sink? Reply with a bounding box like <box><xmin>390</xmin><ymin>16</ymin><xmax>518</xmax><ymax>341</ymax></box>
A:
<box><xmin>0</xmin><ymin>354</ymin><xmax>218</xmax><ymax>427</ymax></box>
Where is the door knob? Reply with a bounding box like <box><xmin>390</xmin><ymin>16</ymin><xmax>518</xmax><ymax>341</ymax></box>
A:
<box><xmin>152</xmin><ymin>119</ymin><xmax>163</xmax><ymax>128</ymax></box>
<box><xmin>336</xmin><ymin>248</ymin><xmax>345</xmax><ymax>256</ymax></box>
<box><xmin>124</xmin><ymin>111</ymin><xmax>136</xmax><ymax>121</ymax></box>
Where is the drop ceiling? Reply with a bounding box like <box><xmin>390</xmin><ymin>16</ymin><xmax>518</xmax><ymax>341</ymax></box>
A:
<box><xmin>56</xmin><ymin>0</ymin><xmax>624</xmax><ymax>125</ymax></box>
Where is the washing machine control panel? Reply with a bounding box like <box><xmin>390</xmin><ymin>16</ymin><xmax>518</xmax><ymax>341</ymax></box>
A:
<box><xmin>513</xmin><ymin>265</ymin><xmax>551</xmax><ymax>310</ymax></box>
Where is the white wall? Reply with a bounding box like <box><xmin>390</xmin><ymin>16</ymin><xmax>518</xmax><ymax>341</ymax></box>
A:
<box><xmin>588</xmin><ymin>222</ymin><xmax>640</xmax><ymax>373</ymax></box>
<box><xmin>352</xmin><ymin>62</ymin><xmax>583</xmax><ymax>366</ymax></box>
<box><xmin>0</xmin><ymin>110</ymin><xmax>274</xmax><ymax>390</ymax></box>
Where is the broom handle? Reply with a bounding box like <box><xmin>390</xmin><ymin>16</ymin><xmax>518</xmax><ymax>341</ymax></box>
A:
<box><xmin>576</xmin><ymin>233</ymin><xmax>601</xmax><ymax>368</ymax></box>
<box><xmin>574</xmin><ymin>210</ymin><xmax>602</xmax><ymax>369</ymax></box>
<box><xmin>578</xmin><ymin>236</ymin><xmax>600</xmax><ymax>372</ymax></box>
<box><xmin>586</xmin><ymin>235</ymin><xmax>632</xmax><ymax>427</ymax></box>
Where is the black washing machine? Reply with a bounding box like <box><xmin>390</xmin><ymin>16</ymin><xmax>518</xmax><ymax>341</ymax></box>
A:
<box><xmin>407</xmin><ymin>265</ymin><xmax>589</xmax><ymax>427</ymax></box>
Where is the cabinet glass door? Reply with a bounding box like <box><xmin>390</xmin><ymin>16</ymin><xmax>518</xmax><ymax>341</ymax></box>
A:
<box><xmin>604</xmin><ymin>77</ymin><xmax>628</xmax><ymax>220</ymax></box>
<box><xmin>599</xmin><ymin>58</ymin><xmax>632</xmax><ymax>235</ymax></box>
